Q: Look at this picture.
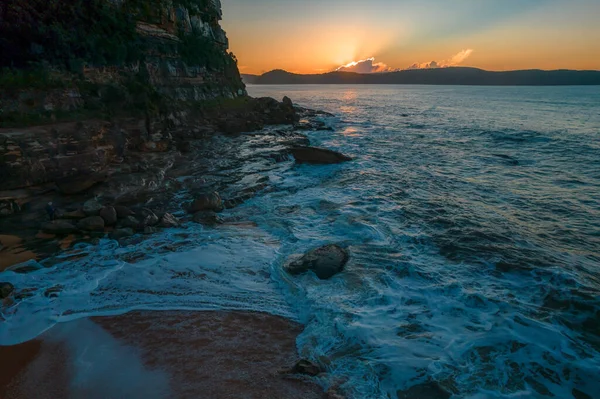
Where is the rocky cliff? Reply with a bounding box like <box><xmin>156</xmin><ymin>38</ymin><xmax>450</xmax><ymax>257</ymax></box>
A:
<box><xmin>0</xmin><ymin>0</ymin><xmax>246</xmax><ymax>125</ymax></box>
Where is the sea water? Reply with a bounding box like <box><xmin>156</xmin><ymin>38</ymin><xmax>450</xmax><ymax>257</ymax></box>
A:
<box><xmin>1</xmin><ymin>85</ymin><xmax>599</xmax><ymax>398</ymax></box>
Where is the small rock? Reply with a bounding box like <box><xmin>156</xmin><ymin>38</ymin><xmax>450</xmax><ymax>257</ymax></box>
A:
<box><xmin>188</xmin><ymin>192</ymin><xmax>223</xmax><ymax>213</ymax></box>
<box><xmin>42</xmin><ymin>220</ymin><xmax>78</xmax><ymax>235</ymax></box>
<box><xmin>159</xmin><ymin>213</ymin><xmax>180</xmax><ymax>228</ymax></box>
<box><xmin>291</xmin><ymin>146</ymin><xmax>352</xmax><ymax>164</ymax></box>
<box><xmin>114</xmin><ymin>205</ymin><xmax>134</xmax><ymax>219</ymax></box>
<box><xmin>293</xmin><ymin>359</ymin><xmax>322</xmax><ymax>377</ymax></box>
<box><xmin>83</xmin><ymin>199</ymin><xmax>103</xmax><ymax>216</ymax></box>
<box><xmin>0</xmin><ymin>282</ymin><xmax>15</xmax><ymax>299</ymax></box>
<box><xmin>192</xmin><ymin>211</ymin><xmax>223</xmax><ymax>226</ymax></box>
<box><xmin>44</xmin><ymin>285</ymin><xmax>63</xmax><ymax>298</ymax></box>
<box><xmin>140</xmin><ymin>208</ymin><xmax>159</xmax><ymax>226</ymax></box>
<box><xmin>59</xmin><ymin>209</ymin><xmax>87</xmax><ymax>220</ymax></box>
<box><xmin>285</xmin><ymin>244</ymin><xmax>349</xmax><ymax>279</ymax></box>
<box><xmin>77</xmin><ymin>216</ymin><xmax>105</xmax><ymax>231</ymax></box>
<box><xmin>119</xmin><ymin>216</ymin><xmax>142</xmax><ymax>229</ymax></box>
<box><xmin>99</xmin><ymin>206</ymin><xmax>118</xmax><ymax>226</ymax></box>
<box><xmin>109</xmin><ymin>228</ymin><xmax>135</xmax><ymax>240</ymax></box>
<box><xmin>6</xmin><ymin>260</ymin><xmax>44</xmax><ymax>274</ymax></box>
<box><xmin>143</xmin><ymin>226</ymin><xmax>159</xmax><ymax>235</ymax></box>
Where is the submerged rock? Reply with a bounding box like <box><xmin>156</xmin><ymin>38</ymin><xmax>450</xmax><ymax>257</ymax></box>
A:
<box><xmin>397</xmin><ymin>381</ymin><xmax>452</xmax><ymax>399</ymax></box>
<box><xmin>192</xmin><ymin>211</ymin><xmax>223</xmax><ymax>226</ymax></box>
<box><xmin>77</xmin><ymin>216</ymin><xmax>105</xmax><ymax>231</ymax></box>
<box><xmin>6</xmin><ymin>260</ymin><xmax>43</xmax><ymax>274</ymax></box>
<box><xmin>188</xmin><ymin>192</ymin><xmax>223</xmax><ymax>213</ymax></box>
<box><xmin>291</xmin><ymin>146</ymin><xmax>352</xmax><ymax>164</ymax></box>
<box><xmin>42</xmin><ymin>220</ymin><xmax>79</xmax><ymax>235</ymax></box>
<box><xmin>285</xmin><ymin>244</ymin><xmax>349</xmax><ymax>279</ymax></box>
<box><xmin>0</xmin><ymin>282</ymin><xmax>14</xmax><ymax>299</ymax></box>
<box><xmin>100</xmin><ymin>206</ymin><xmax>118</xmax><ymax>226</ymax></box>
<box><xmin>83</xmin><ymin>199</ymin><xmax>103</xmax><ymax>216</ymax></box>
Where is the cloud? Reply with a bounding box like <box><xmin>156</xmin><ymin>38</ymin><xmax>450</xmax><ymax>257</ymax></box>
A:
<box><xmin>336</xmin><ymin>57</ymin><xmax>395</xmax><ymax>73</ymax></box>
<box><xmin>406</xmin><ymin>49</ymin><xmax>474</xmax><ymax>70</ymax></box>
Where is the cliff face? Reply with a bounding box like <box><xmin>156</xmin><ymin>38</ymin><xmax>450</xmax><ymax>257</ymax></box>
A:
<box><xmin>0</xmin><ymin>0</ymin><xmax>246</xmax><ymax>124</ymax></box>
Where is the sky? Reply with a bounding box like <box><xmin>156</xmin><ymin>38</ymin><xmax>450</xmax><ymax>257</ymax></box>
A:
<box><xmin>220</xmin><ymin>0</ymin><xmax>600</xmax><ymax>75</ymax></box>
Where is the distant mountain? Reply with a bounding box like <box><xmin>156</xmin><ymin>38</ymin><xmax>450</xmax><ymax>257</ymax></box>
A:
<box><xmin>246</xmin><ymin>68</ymin><xmax>600</xmax><ymax>86</ymax></box>
<box><xmin>241</xmin><ymin>74</ymin><xmax>259</xmax><ymax>84</ymax></box>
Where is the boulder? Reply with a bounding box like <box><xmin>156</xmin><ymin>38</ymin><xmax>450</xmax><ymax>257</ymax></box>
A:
<box><xmin>119</xmin><ymin>216</ymin><xmax>142</xmax><ymax>230</ymax></box>
<box><xmin>192</xmin><ymin>211</ymin><xmax>223</xmax><ymax>226</ymax></box>
<box><xmin>109</xmin><ymin>228</ymin><xmax>135</xmax><ymax>240</ymax></box>
<box><xmin>42</xmin><ymin>220</ymin><xmax>79</xmax><ymax>235</ymax></box>
<box><xmin>291</xmin><ymin>146</ymin><xmax>352</xmax><ymax>164</ymax></box>
<box><xmin>140</xmin><ymin>208</ymin><xmax>159</xmax><ymax>226</ymax></box>
<box><xmin>285</xmin><ymin>244</ymin><xmax>349</xmax><ymax>279</ymax></box>
<box><xmin>56</xmin><ymin>173</ymin><xmax>106</xmax><ymax>195</ymax></box>
<box><xmin>282</xmin><ymin>96</ymin><xmax>294</xmax><ymax>109</ymax></box>
<box><xmin>114</xmin><ymin>205</ymin><xmax>134</xmax><ymax>219</ymax></box>
<box><xmin>188</xmin><ymin>192</ymin><xmax>223</xmax><ymax>213</ymax></box>
<box><xmin>83</xmin><ymin>199</ymin><xmax>103</xmax><ymax>216</ymax></box>
<box><xmin>77</xmin><ymin>216</ymin><xmax>105</xmax><ymax>231</ymax></box>
<box><xmin>59</xmin><ymin>209</ymin><xmax>87</xmax><ymax>220</ymax></box>
<box><xmin>159</xmin><ymin>213</ymin><xmax>180</xmax><ymax>228</ymax></box>
<box><xmin>292</xmin><ymin>360</ymin><xmax>322</xmax><ymax>377</ymax></box>
<box><xmin>0</xmin><ymin>282</ymin><xmax>14</xmax><ymax>299</ymax></box>
<box><xmin>100</xmin><ymin>206</ymin><xmax>118</xmax><ymax>226</ymax></box>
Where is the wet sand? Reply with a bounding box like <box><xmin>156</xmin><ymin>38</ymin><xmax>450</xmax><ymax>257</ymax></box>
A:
<box><xmin>0</xmin><ymin>311</ymin><xmax>325</xmax><ymax>399</ymax></box>
<box><xmin>0</xmin><ymin>235</ymin><xmax>38</xmax><ymax>271</ymax></box>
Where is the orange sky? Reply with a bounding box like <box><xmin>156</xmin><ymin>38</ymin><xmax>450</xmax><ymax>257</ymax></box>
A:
<box><xmin>221</xmin><ymin>0</ymin><xmax>600</xmax><ymax>75</ymax></box>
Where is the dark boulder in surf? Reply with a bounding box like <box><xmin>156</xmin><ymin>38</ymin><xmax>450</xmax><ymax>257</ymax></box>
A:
<box><xmin>188</xmin><ymin>192</ymin><xmax>223</xmax><ymax>213</ymax></box>
<box><xmin>290</xmin><ymin>146</ymin><xmax>352</xmax><ymax>164</ymax></box>
<box><xmin>292</xmin><ymin>359</ymin><xmax>322</xmax><ymax>376</ymax></box>
<box><xmin>0</xmin><ymin>282</ymin><xmax>15</xmax><ymax>299</ymax></box>
<box><xmin>285</xmin><ymin>244</ymin><xmax>349</xmax><ymax>279</ymax></box>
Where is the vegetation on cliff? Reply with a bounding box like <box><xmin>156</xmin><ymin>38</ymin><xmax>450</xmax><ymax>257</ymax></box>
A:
<box><xmin>0</xmin><ymin>0</ymin><xmax>244</xmax><ymax>127</ymax></box>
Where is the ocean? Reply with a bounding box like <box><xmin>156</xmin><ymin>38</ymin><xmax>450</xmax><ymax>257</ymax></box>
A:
<box><xmin>2</xmin><ymin>85</ymin><xmax>600</xmax><ymax>398</ymax></box>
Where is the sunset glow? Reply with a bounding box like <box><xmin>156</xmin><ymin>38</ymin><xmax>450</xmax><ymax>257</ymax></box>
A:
<box><xmin>222</xmin><ymin>0</ymin><xmax>600</xmax><ymax>74</ymax></box>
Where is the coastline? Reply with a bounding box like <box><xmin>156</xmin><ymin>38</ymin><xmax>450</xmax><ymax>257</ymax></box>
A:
<box><xmin>0</xmin><ymin>311</ymin><xmax>326</xmax><ymax>399</ymax></box>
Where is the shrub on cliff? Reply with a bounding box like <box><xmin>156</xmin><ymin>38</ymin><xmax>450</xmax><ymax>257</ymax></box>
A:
<box><xmin>0</xmin><ymin>0</ymin><xmax>145</xmax><ymax>69</ymax></box>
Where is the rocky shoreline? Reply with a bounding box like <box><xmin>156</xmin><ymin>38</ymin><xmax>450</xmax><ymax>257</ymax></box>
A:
<box><xmin>0</xmin><ymin>96</ymin><xmax>348</xmax><ymax>271</ymax></box>
<box><xmin>0</xmin><ymin>95</ymin><xmax>352</xmax><ymax>398</ymax></box>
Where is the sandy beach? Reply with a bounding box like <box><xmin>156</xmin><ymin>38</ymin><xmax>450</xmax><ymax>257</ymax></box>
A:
<box><xmin>0</xmin><ymin>311</ymin><xmax>325</xmax><ymax>399</ymax></box>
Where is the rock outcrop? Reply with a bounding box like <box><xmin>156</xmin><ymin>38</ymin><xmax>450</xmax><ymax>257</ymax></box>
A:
<box><xmin>285</xmin><ymin>244</ymin><xmax>349</xmax><ymax>279</ymax></box>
